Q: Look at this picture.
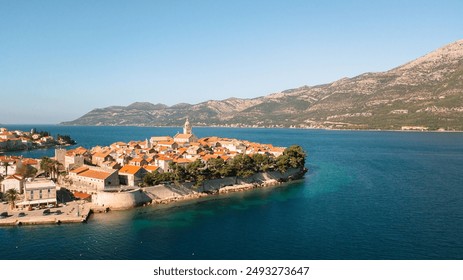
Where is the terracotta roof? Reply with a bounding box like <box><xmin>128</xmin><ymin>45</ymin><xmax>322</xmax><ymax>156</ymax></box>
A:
<box><xmin>69</xmin><ymin>166</ymin><xmax>90</xmax><ymax>174</ymax></box>
<box><xmin>174</xmin><ymin>158</ymin><xmax>193</xmax><ymax>164</ymax></box>
<box><xmin>174</xmin><ymin>133</ymin><xmax>193</xmax><ymax>139</ymax></box>
<box><xmin>119</xmin><ymin>165</ymin><xmax>142</xmax><ymax>175</ymax></box>
<box><xmin>157</xmin><ymin>140</ymin><xmax>175</xmax><ymax>145</ymax></box>
<box><xmin>220</xmin><ymin>155</ymin><xmax>231</xmax><ymax>161</ymax></box>
<box><xmin>157</xmin><ymin>155</ymin><xmax>173</xmax><ymax>161</ymax></box>
<box><xmin>143</xmin><ymin>165</ymin><xmax>159</xmax><ymax>172</ymax></box>
<box><xmin>202</xmin><ymin>154</ymin><xmax>219</xmax><ymax>161</ymax></box>
<box><xmin>78</xmin><ymin>169</ymin><xmax>112</xmax><ymax>180</ymax></box>
<box><xmin>93</xmin><ymin>152</ymin><xmax>111</xmax><ymax>158</ymax></box>
<box><xmin>73</xmin><ymin>147</ymin><xmax>89</xmax><ymax>155</ymax></box>
<box><xmin>5</xmin><ymin>174</ymin><xmax>22</xmax><ymax>180</ymax></box>
<box><xmin>22</xmin><ymin>158</ymin><xmax>38</xmax><ymax>165</ymax></box>
<box><xmin>73</xmin><ymin>192</ymin><xmax>91</xmax><ymax>200</ymax></box>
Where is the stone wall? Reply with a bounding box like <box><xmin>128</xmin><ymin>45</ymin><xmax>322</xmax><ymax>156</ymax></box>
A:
<box><xmin>91</xmin><ymin>167</ymin><xmax>305</xmax><ymax>210</ymax></box>
<box><xmin>92</xmin><ymin>189</ymin><xmax>152</xmax><ymax>210</ymax></box>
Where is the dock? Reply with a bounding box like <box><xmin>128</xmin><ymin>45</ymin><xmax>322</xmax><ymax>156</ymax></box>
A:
<box><xmin>0</xmin><ymin>201</ymin><xmax>92</xmax><ymax>227</ymax></box>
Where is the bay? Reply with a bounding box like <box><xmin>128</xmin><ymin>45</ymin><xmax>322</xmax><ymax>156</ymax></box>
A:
<box><xmin>1</xmin><ymin>125</ymin><xmax>463</xmax><ymax>259</ymax></box>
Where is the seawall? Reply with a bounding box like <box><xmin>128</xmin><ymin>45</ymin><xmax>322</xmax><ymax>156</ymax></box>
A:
<box><xmin>95</xmin><ymin>167</ymin><xmax>306</xmax><ymax>210</ymax></box>
<box><xmin>92</xmin><ymin>189</ymin><xmax>152</xmax><ymax>210</ymax></box>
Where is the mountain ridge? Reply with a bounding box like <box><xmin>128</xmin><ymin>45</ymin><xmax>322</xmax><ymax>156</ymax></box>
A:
<box><xmin>61</xmin><ymin>40</ymin><xmax>463</xmax><ymax>131</ymax></box>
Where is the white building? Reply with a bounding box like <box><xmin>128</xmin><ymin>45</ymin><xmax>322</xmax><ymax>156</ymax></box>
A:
<box><xmin>118</xmin><ymin>165</ymin><xmax>147</xmax><ymax>187</ymax></box>
<box><xmin>68</xmin><ymin>165</ymin><xmax>119</xmax><ymax>193</ymax></box>
<box><xmin>173</xmin><ymin>118</ymin><xmax>198</xmax><ymax>145</ymax></box>
<box><xmin>16</xmin><ymin>178</ymin><xmax>57</xmax><ymax>208</ymax></box>
<box><xmin>1</xmin><ymin>175</ymin><xmax>24</xmax><ymax>193</ymax></box>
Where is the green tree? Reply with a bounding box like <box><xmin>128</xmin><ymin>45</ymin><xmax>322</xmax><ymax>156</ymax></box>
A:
<box><xmin>40</xmin><ymin>157</ymin><xmax>62</xmax><ymax>181</ymax></box>
<box><xmin>206</xmin><ymin>158</ymin><xmax>226</xmax><ymax>179</ymax></box>
<box><xmin>169</xmin><ymin>162</ymin><xmax>187</xmax><ymax>182</ymax></box>
<box><xmin>275</xmin><ymin>145</ymin><xmax>306</xmax><ymax>173</ymax></box>
<box><xmin>40</xmin><ymin>157</ymin><xmax>52</xmax><ymax>175</ymax></box>
<box><xmin>232</xmin><ymin>154</ymin><xmax>255</xmax><ymax>178</ymax></box>
<box><xmin>276</xmin><ymin>154</ymin><xmax>290</xmax><ymax>173</ymax></box>
<box><xmin>283</xmin><ymin>145</ymin><xmax>306</xmax><ymax>168</ymax></box>
<box><xmin>143</xmin><ymin>171</ymin><xmax>157</xmax><ymax>186</ymax></box>
<box><xmin>5</xmin><ymin>189</ymin><xmax>19</xmax><ymax>210</ymax></box>
<box><xmin>219</xmin><ymin>162</ymin><xmax>235</xmax><ymax>177</ymax></box>
<box><xmin>186</xmin><ymin>159</ymin><xmax>205</xmax><ymax>182</ymax></box>
<box><xmin>251</xmin><ymin>153</ymin><xmax>275</xmax><ymax>172</ymax></box>
<box><xmin>57</xmin><ymin>134</ymin><xmax>76</xmax><ymax>145</ymax></box>
<box><xmin>143</xmin><ymin>171</ymin><xmax>174</xmax><ymax>186</ymax></box>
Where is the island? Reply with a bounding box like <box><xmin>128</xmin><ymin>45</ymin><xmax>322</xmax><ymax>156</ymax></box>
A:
<box><xmin>0</xmin><ymin>127</ymin><xmax>76</xmax><ymax>153</ymax></box>
<box><xmin>0</xmin><ymin>119</ymin><xmax>306</xmax><ymax>226</ymax></box>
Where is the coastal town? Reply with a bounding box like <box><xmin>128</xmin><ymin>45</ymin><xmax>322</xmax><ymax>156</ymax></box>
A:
<box><xmin>0</xmin><ymin>119</ymin><xmax>306</xmax><ymax>226</ymax></box>
<box><xmin>0</xmin><ymin>127</ymin><xmax>75</xmax><ymax>152</ymax></box>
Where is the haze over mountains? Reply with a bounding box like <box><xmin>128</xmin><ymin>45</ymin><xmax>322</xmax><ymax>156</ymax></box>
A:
<box><xmin>62</xmin><ymin>40</ymin><xmax>463</xmax><ymax>131</ymax></box>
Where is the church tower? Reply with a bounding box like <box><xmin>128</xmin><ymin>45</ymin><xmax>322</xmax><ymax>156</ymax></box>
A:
<box><xmin>183</xmin><ymin>117</ymin><xmax>192</xmax><ymax>134</ymax></box>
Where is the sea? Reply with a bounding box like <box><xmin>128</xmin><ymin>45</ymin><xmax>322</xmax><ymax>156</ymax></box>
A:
<box><xmin>1</xmin><ymin>125</ymin><xmax>462</xmax><ymax>260</ymax></box>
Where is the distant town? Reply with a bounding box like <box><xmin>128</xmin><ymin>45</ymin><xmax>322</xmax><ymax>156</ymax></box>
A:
<box><xmin>0</xmin><ymin>119</ymin><xmax>306</xmax><ymax>225</ymax></box>
<box><xmin>0</xmin><ymin>127</ymin><xmax>75</xmax><ymax>152</ymax></box>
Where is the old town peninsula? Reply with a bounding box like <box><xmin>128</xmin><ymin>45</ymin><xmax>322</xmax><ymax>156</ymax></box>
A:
<box><xmin>0</xmin><ymin>120</ymin><xmax>306</xmax><ymax>226</ymax></box>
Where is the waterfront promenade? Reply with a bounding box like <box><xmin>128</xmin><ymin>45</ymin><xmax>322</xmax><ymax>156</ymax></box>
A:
<box><xmin>0</xmin><ymin>200</ymin><xmax>91</xmax><ymax>226</ymax></box>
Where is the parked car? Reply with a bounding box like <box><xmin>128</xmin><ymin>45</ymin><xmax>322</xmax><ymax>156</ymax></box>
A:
<box><xmin>0</xmin><ymin>212</ymin><xmax>8</xmax><ymax>218</ymax></box>
<box><xmin>55</xmin><ymin>210</ymin><xmax>62</xmax><ymax>215</ymax></box>
<box><xmin>18</xmin><ymin>212</ymin><xmax>26</xmax><ymax>217</ymax></box>
<box><xmin>42</xmin><ymin>209</ymin><xmax>51</xmax><ymax>215</ymax></box>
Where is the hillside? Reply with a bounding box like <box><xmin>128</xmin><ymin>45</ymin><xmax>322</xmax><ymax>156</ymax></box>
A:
<box><xmin>61</xmin><ymin>40</ymin><xmax>463</xmax><ymax>131</ymax></box>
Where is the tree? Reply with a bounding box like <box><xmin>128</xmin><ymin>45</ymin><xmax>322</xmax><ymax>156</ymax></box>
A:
<box><xmin>206</xmin><ymin>158</ymin><xmax>226</xmax><ymax>179</ymax></box>
<box><xmin>232</xmin><ymin>154</ymin><xmax>255</xmax><ymax>178</ymax></box>
<box><xmin>275</xmin><ymin>145</ymin><xmax>306</xmax><ymax>173</ymax></box>
<box><xmin>40</xmin><ymin>157</ymin><xmax>52</xmax><ymax>175</ymax></box>
<box><xmin>251</xmin><ymin>153</ymin><xmax>275</xmax><ymax>172</ymax></box>
<box><xmin>219</xmin><ymin>162</ymin><xmax>235</xmax><ymax>178</ymax></box>
<box><xmin>143</xmin><ymin>171</ymin><xmax>157</xmax><ymax>186</ymax></box>
<box><xmin>57</xmin><ymin>134</ymin><xmax>76</xmax><ymax>145</ymax></box>
<box><xmin>5</xmin><ymin>189</ymin><xmax>19</xmax><ymax>210</ymax></box>
<box><xmin>40</xmin><ymin>157</ymin><xmax>62</xmax><ymax>181</ymax></box>
<box><xmin>276</xmin><ymin>154</ymin><xmax>290</xmax><ymax>173</ymax></box>
<box><xmin>169</xmin><ymin>162</ymin><xmax>187</xmax><ymax>182</ymax></box>
<box><xmin>185</xmin><ymin>159</ymin><xmax>205</xmax><ymax>182</ymax></box>
<box><xmin>283</xmin><ymin>145</ymin><xmax>306</xmax><ymax>168</ymax></box>
<box><xmin>143</xmin><ymin>171</ymin><xmax>174</xmax><ymax>186</ymax></box>
<box><xmin>16</xmin><ymin>164</ymin><xmax>37</xmax><ymax>178</ymax></box>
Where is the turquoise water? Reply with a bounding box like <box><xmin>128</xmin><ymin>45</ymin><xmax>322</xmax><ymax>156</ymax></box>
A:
<box><xmin>1</xmin><ymin>125</ymin><xmax>463</xmax><ymax>259</ymax></box>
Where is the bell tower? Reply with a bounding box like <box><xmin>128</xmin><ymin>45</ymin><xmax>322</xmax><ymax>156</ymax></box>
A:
<box><xmin>183</xmin><ymin>118</ymin><xmax>192</xmax><ymax>134</ymax></box>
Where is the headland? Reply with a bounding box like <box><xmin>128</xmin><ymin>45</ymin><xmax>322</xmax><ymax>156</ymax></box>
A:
<box><xmin>0</xmin><ymin>119</ymin><xmax>306</xmax><ymax>226</ymax></box>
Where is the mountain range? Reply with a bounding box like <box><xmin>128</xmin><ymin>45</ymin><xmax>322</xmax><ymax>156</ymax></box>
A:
<box><xmin>61</xmin><ymin>40</ymin><xmax>463</xmax><ymax>131</ymax></box>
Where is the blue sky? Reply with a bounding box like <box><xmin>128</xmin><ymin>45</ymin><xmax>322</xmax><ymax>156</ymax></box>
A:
<box><xmin>1</xmin><ymin>0</ymin><xmax>462</xmax><ymax>124</ymax></box>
